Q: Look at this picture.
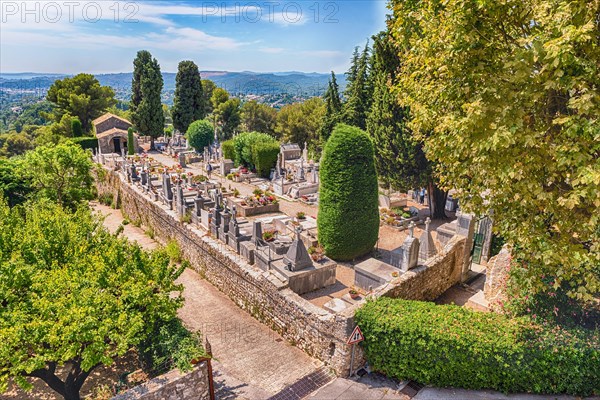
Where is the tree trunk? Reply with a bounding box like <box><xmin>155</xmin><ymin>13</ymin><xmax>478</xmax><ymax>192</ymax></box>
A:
<box><xmin>427</xmin><ymin>181</ymin><xmax>448</xmax><ymax>220</ymax></box>
<box><xmin>28</xmin><ymin>361</ymin><xmax>96</xmax><ymax>400</ymax></box>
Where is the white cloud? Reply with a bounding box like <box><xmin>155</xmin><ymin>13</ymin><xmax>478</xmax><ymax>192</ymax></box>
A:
<box><xmin>259</xmin><ymin>47</ymin><xmax>285</xmax><ymax>54</ymax></box>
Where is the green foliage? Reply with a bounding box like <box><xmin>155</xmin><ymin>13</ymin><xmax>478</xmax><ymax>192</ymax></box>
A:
<box><xmin>320</xmin><ymin>71</ymin><xmax>342</xmax><ymax>143</ymax></box>
<box><xmin>130</xmin><ymin>50</ymin><xmax>152</xmax><ymax>115</ymax></box>
<box><xmin>221</xmin><ymin>139</ymin><xmax>235</xmax><ymax>160</ymax></box>
<box><xmin>137</xmin><ymin>317</ymin><xmax>205</xmax><ymax>375</ymax></box>
<box><xmin>252</xmin><ymin>141</ymin><xmax>280</xmax><ymax>178</ymax></box>
<box><xmin>317</xmin><ymin>124</ymin><xmax>379</xmax><ymax>260</ymax></box>
<box><xmin>216</xmin><ymin>98</ymin><xmax>241</xmax><ymax>140</ymax></box>
<box><xmin>342</xmin><ymin>43</ymin><xmax>372</xmax><ymax>130</ymax></box>
<box><xmin>186</xmin><ymin>120</ymin><xmax>214</xmax><ymax>152</ymax></box>
<box><xmin>201</xmin><ymin>79</ymin><xmax>216</xmax><ymax>116</ymax></box>
<box><xmin>231</xmin><ymin>132</ymin><xmax>279</xmax><ymax>174</ymax></box>
<box><xmin>389</xmin><ymin>0</ymin><xmax>600</xmax><ymax>300</ymax></box>
<box><xmin>355</xmin><ymin>298</ymin><xmax>600</xmax><ymax>396</ymax></box>
<box><xmin>71</xmin><ymin>118</ymin><xmax>83</xmax><ymax>137</ymax></box>
<box><xmin>23</xmin><ymin>141</ymin><xmax>95</xmax><ymax>209</ymax></box>
<box><xmin>275</xmin><ymin>97</ymin><xmax>324</xmax><ymax>152</ymax></box>
<box><xmin>172</xmin><ymin>60</ymin><xmax>205</xmax><ymax>133</ymax></box>
<box><xmin>0</xmin><ymin>132</ymin><xmax>34</xmax><ymax>158</ymax></box>
<box><xmin>132</xmin><ymin>53</ymin><xmax>165</xmax><ymax>146</ymax></box>
<box><xmin>241</xmin><ymin>100</ymin><xmax>277</xmax><ymax>135</ymax></box>
<box><xmin>46</xmin><ymin>73</ymin><xmax>116</xmax><ymax>133</ymax></box>
<box><xmin>0</xmin><ymin>201</ymin><xmax>187</xmax><ymax>398</ymax></box>
<box><xmin>127</xmin><ymin>127</ymin><xmax>135</xmax><ymax>155</ymax></box>
<box><xmin>165</xmin><ymin>240</ymin><xmax>182</xmax><ymax>263</ymax></box>
<box><xmin>0</xmin><ymin>158</ymin><xmax>32</xmax><ymax>207</ymax></box>
<box><xmin>367</xmin><ymin>31</ymin><xmax>429</xmax><ymax>192</ymax></box>
<box><xmin>210</xmin><ymin>87</ymin><xmax>229</xmax><ymax>110</ymax></box>
<box><xmin>70</xmin><ymin>136</ymin><xmax>99</xmax><ymax>151</ymax></box>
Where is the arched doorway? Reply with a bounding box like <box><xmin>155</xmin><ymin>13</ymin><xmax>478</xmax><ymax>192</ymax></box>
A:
<box><xmin>113</xmin><ymin>137</ymin><xmax>122</xmax><ymax>154</ymax></box>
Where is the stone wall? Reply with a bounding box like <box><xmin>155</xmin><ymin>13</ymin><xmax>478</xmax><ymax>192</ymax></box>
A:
<box><xmin>376</xmin><ymin>236</ymin><xmax>466</xmax><ymax>301</ymax></box>
<box><xmin>484</xmin><ymin>245</ymin><xmax>511</xmax><ymax>311</ymax></box>
<box><xmin>96</xmin><ymin>170</ymin><xmax>361</xmax><ymax>376</ymax></box>
<box><xmin>112</xmin><ymin>361</ymin><xmax>211</xmax><ymax>400</ymax></box>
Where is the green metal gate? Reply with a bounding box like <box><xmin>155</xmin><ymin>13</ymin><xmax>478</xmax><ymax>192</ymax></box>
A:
<box><xmin>472</xmin><ymin>232</ymin><xmax>484</xmax><ymax>264</ymax></box>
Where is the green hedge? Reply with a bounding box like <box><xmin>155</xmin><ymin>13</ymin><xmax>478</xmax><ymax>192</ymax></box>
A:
<box><xmin>222</xmin><ymin>139</ymin><xmax>235</xmax><ymax>160</ymax></box>
<box><xmin>252</xmin><ymin>141</ymin><xmax>280</xmax><ymax>178</ymax></box>
<box><xmin>70</xmin><ymin>136</ymin><xmax>98</xmax><ymax>150</ymax></box>
<box><xmin>230</xmin><ymin>132</ymin><xmax>279</xmax><ymax>177</ymax></box>
<box><xmin>317</xmin><ymin>124</ymin><xmax>379</xmax><ymax>260</ymax></box>
<box><xmin>355</xmin><ymin>298</ymin><xmax>600</xmax><ymax>396</ymax></box>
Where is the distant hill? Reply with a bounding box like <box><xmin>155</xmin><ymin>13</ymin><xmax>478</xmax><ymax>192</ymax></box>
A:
<box><xmin>0</xmin><ymin>71</ymin><xmax>346</xmax><ymax>105</ymax></box>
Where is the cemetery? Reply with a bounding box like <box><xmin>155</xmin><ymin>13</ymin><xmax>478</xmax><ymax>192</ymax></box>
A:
<box><xmin>91</xmin><ymin>132</ymin><xmax>489</xmax><ymax>376</ymax></box>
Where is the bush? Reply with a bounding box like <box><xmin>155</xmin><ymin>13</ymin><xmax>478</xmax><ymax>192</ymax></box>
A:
<box><xmin>252</xmin><ymin>141</ymin><xmax>280</xmax><ymax>178</ymax></box>
<box><xmin>222</xmin><ymin>139</ymin><xmax>235</xmax><ymax>160</ymax></box>
<box><xmin>186</xmin><ymin>119</ymin><xmax>214</xmax><ymax>152</ymax></box>
<box><xmin>71</xmin><ymin>136</ymin><xmax>98</xmax><ymax>150</ymax></box>
<box><xmin>317</xmin><ymin>124</ymin><xmax>379</xmax><ymax>260</ymax></box>
<box><xmin>127</xmin><ymin>127</ymin><xmax>135</xmax><ymax>155</ymax></box>
<box><xmin>231</xmin><ymin>131</ymin><xmax>279</xmax><ymax>170</ymax></box>
<box><xmin>355</xmin><ymin>298</ymin><xmax>600</xmax><ymax>396</ymax></box>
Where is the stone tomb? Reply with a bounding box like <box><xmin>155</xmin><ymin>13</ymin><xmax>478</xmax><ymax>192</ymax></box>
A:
<box><xmin>269</xmin><ymin>226</ymin><xmax>336</xmax><ymax>295</ymax></box>
<box><xmin>354</xmin><ymin>258</ymin><xmax>401</xmax><ymax>292</ymax></box>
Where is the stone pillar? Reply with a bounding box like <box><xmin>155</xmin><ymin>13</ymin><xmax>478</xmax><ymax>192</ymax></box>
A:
<box><xmin>400</xmin><ymin>222</ymin><xmax>420</xmax><ymax>272</ymax></box>
<box><xmin>418</xmin><ymin>217</ymin><xmax>438</xmax><ymax>262</ymax></box>
<box><xmin>252</xmin><ymin>220</ymin><xmax>263</xmax><ymax>245</ymax></box>
<box><xmin>179</xmin><ymin>152</ymin><xmax>187</xmax><ymax>168</ymax></box>
<box><xmin>456</xmin><ymin>211</ymin><xmax>476</xmax><ymax>282</ymax></box>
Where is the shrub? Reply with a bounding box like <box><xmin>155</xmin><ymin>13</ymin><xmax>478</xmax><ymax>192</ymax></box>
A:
<box><xmin>165</xmin><ymin>239</ymin><xmax>182</xmax><ymax>263</ymax></box>
<box><xmin>231</xmin><ymin>131</ymin><xmax>279</xmax><ymax>171</ymax></box>
<box><xmin>186</xmin><ymin>119</ymin><xmax>214</xmax><ymax>152</ymax></box>
<box><xmin>222</xmin><ymin>139</ymin><xmax>235</xmax><ymax>160</ymax></box>
<box><xmin>317</xmin><ymin>124</ymin><xmax>379</xmax><ymax>260</ymax></box>
<box><xmin>252</xmin><ymin>141</ymin><xmax>280</xmax><ymax>178</ymax></box>
<box><xmin>127</xmin><ymin>127</ymin><xmax>135</xmax><ymax>155</ymax></box>
<box><xmin>71</xmin><ymin>136</ymin><xmax>98</xmax><ymax>150</ymax></box>
<box><xmin>355</xmin><ymin>298</ymin><xmax>600</xmax><ymax>396</ymax></box>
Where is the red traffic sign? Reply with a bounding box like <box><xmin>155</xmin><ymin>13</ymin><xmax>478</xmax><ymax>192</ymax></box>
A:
<box><xmin>347</xmin><ymin>325</ymin><xmax>364</xmax><ymax>345</ymax></box>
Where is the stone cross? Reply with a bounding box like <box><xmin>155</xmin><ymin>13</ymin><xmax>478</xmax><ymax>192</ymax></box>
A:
<box><xmin>408</xmin><ymin>221</ymin><xmax>415</xmax><ymax>238</ymax></box>
<box><xmin>419</xmin><ymin>217</ymin><xmax>438</xmax><ymax>262</ymax></box>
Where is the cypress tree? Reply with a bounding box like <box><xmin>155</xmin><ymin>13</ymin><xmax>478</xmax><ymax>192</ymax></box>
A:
<box><xmin>135</xmin><ymin>58</ymin><xmax>165</xmax><ymax>150</ymax></box>
<box><xmin>127</xmin><ymin>127</ymin><xmax>135</xmax><ymax>155</ymax></box>
<box><xmin>131</xmin><ymin>50</ymin><xmax>152</xmax><ymax>125</ymax></box>
<box><xmin>343</xmin><ymin>42</ymin><xmax>372</xmax><ymax>130</ymax></box>
<box><xmin>319</xmin><ymin>71</ymin><xmax>342</xmax><ymax>143</ymax></box>
<box><xmin>172</xmin><ymin>60</ymin><xmax>204</xmax><ymax>134</ymax></box>
<box><xmin>318</xmin><ymin>124</ymin><xmax>379</xmax><ymax>260</ymax></box>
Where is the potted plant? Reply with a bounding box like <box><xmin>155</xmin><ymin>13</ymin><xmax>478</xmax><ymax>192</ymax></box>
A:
<box><xmin>391</xmin><ymin>271</ymin><xmax>399</xmax><ymax>278</ymax></box>
<box><xmin>296</xmin><ymin>211</ymin><xmax>306</xmax><ymax>220</ymax></box>
<box><xmin>262</xmin><ymin>230</ymin><xmax>277</xmax><ymax>242</ymax></box>
<box><xmin>349</xmin><ymin>289</ymin><xmax>360</xmax><ymax>300</ymax></box>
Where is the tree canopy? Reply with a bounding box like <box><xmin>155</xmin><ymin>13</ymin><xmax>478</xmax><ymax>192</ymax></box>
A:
<box><xmin>172</xmin><ymin>60</ymin><xmax>205</xmax><ymax>134</ymax></box>
<box><xmin>320</xmin><ymin>71</ymin><xmax>343</xmax><ymax>143</ymax></box>
<box><xmin>389</xmin><ymin>0</ymin><xmax>600</xmax><ymax>300</ymax></box>
<box><xmin>133</xmin><ymin>55</ymin><xmax>165</xmax><ymax>148</ymax></box>
<box><xmin>240</xmin><ymin>100</ymin><xmax>277</xmax><ymax>136</ymax></box>
<box><xmin>186</xmin><ymin>119</ymin><xmax>214</xmax><ymax>152</ymax></box>
<box><xmin>0</xmin><ymin>200</ymin><xmax>199</xmax><ymax>400</ymax></box>
<box><xmin>275</xmin><ymin>97</ymin><xmax>324</xmax><ymax>151</ymax></box>
<box><xmin>46</xmin><ymin>74</ymin><xmax>116</xmax><ymax>134</ymax></box>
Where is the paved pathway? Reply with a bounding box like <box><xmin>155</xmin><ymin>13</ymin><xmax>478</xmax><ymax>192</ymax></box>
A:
<box><xmin>93</xmin><ymin>202</ymin><xmax>322</xmax><ymax>399</ymax></box>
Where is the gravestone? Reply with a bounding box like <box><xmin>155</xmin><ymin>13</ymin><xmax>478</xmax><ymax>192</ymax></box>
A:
<box><xmin>419</xmin><ymin>217</ymin><xmax>438</xmax><ymax>262</ymax></box>
<box><xmin>456</xmin><ymin>211</ymin><xmax>476</xmax><ymax>281</ymax></box>
<box><xmin>282</xmin><ymin>226</ymin><xmax>313</xmax><ymax>272</ymax></box>
<box><xmin>161</xmin><ymin>173</ymin><xmax>173</xmax><ymax>209</ymax></box>
<box><xmin>391</xmin><ymin>222</ymin><xmax>420</xmax><ymax>272</ymax></box>
<box><xmin>179</xmin><ymin>152</ymin><xmax>187</xmax><ymax>168</ymax></box>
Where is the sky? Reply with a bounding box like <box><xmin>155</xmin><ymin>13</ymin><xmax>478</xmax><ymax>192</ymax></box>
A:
<box><xmin>0</xmin><ymin>1</ymin><xmax>389</xmax><ymax>74</ymax></box>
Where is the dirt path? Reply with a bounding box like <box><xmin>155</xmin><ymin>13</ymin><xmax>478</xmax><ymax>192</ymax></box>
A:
<box><xmin>93</xmin><ymin>203</ymin><xmax>322</xmax><ymax>399</ymax></box>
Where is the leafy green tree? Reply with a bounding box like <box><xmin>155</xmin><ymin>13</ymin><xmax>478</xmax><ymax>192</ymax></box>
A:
<box><xmin>389</xmin><ymin>0</ymin><xmax>600</xmax><ymax>300</ymax></box>
<box><xmin>320</xmin><ymin>71</ymin><xmax>343</xmax><ymax>143</ymax></box>
<box><xmin>241</xmin><ymin>100</ymin><xmax>277</xmax><ymax>135</ymax></box>
<box><xmin>275</xmin><ymin>97</ymin><xmax>324</xmax><ymax>151</ymax></box>
<box><xmin>134</xmin><ymin>57</ymin><xmax>165</xmax><ymax>150</ymax></box>
<box><xmin>130</xmin><ymin>50</ymin><xmax>153</xmax><ymax>116</ymax></box>
<box><xmin>22</xmin><ymin>141</ymin><xmax>94</xmax><ymax>209</ymax></box>
<box><xmin>0</xmin><ymin>200</ymin><xmax>201</xmax><ymax>400</ymax></box>
<box><xmin>216</xmin><ymin>98</ymin><xmax>241</xmax><ymax>140</ymax></box>
<box><xmin>366</xmin><ymin>31</ymin><xmax>446</xmax><ymax>217</ymax></box>
<box><xmin>46</xmin><ymin>74</ymin><xmax>116</xmax><ymax>134</ymax></box>
<box><xmin>186</xmin><ymin>119</ymin><xmax>214</xmax><ymax>152</ymax></box>
<box><xmin>342</xmin><ymin>43</ymin><xmax>372</xmax><ymax>130</ymax></box>
<box><xmin>210</xmin><ymin>87</ymin><xmax>229</xmax><ymax>110</ymax></box>
<box><xmin>70</xmin><ymin>118</ymin><xmax>82</xmax><ymax>138</ymax></box>
<box><xmin>318</xmin><ymin>124</ymin><xmax>379</xmax><ymax>260</ymax></box>
<box><xmin>127</xmin><ymin>127</ymin><xmax>135</xmax><ymax>155</ymax></box>
<box><xmin>0</xmin><ymin>158</ymin><xmax>32</xmax><ymax>207</ymax></box>
<box><xmin>201</xmin><ymin>79</ymin><xmax>217</xmax><ymax>115</ymax></box>
<box><xmin>0</xmin><ymin>133</ymin><xmax>34</xmax><ymax>158</ymax></box>
<box><xmin>172</xmin><ymin>61</ymin><xmax>205</xmax><ymax>134</ymax></box>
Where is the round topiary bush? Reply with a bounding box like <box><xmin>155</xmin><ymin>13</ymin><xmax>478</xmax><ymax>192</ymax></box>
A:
<box><xmin>186</xmin><ymin>119</ymin><xmax>214</xmax><ymax>152</ymax></box>
<box><xmin>317</xmin><ymin>123</ymin><xmax>379</xmax><ymax>260</ymax></box>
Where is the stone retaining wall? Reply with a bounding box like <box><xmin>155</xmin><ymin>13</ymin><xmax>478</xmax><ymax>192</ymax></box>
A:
<box><xmin>112</xmin><ymin>361</ymin><xmax>210</xmax><ymax>400</ymax></box>
<box><xmin>375</xmin><ymin>236</ymin><xmax>466</xmax><ymax>301</ymax></box>
<box><xmin>96</xmin><ymin>170</ymin><xmax>361</xmax><ymax>376</ymax></box>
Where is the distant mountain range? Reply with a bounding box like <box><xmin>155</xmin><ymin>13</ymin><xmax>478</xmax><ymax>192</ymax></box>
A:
<box><xmin>0</xmin><ymin>71</ymin><xmax>346</xmax><ymax>104</ymax></box>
